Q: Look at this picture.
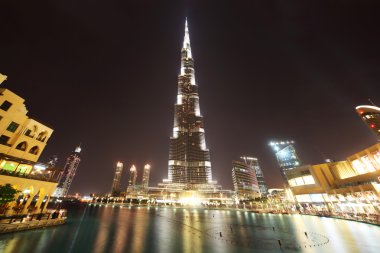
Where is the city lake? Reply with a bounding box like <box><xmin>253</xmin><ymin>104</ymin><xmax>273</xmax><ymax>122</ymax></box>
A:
<box><xmin>0</xmin><ymin>204</ymin><xmax>379</xmax><ymax>253</ymax></box>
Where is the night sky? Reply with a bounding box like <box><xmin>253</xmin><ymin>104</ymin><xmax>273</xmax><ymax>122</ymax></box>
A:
<box><xmin>1</xmin><ymin>1</ymin><xmax>379</xmax><ymax>195</ymax></box>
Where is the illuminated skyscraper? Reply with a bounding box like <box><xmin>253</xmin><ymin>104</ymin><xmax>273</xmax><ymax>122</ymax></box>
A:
<box><xmin>142</xmin><ymin>164</ymin><xmax>151</xmax><ymax>191</ymax></box>
<box><xmin>165</xmin><ymin>19</ymin><xmax>214</xmax><ymax>190</ymax></box>
<box><xmin>269</xmin><ymin>140</ymin><xmax>301</xmax><ymax>184</ymax></box>
<box><xmin>232</xmin><ymin>160</ymin><xmax>260</xmax><ymax>199</ymax></box>
<box><xmin>111</xmin><ymin>162</ymin><xmax>123</xmax><ymax>197</ymax></box>
<box><xmin>127</xmin><ymin>165</ymin><xmax>138</xmax><ymax>194</ymax></box>
<box><xmin>240</xmin><ymin>156</ymin><xmax>268</xmax><ymax>195</ymax></box>
<box><xmin>356</xmin><ymin>105</ymin><xmax>380</xmax><ymax>140</ymax></box>
<box><xmin>53</xmin><ymin>145</ymin><xmax>82</xmax><ymax>197</ymax></box>
<box><xmin>128</xmin><ymin>165</ymin><xmax>137</xmax><ymax>187</ymax></box>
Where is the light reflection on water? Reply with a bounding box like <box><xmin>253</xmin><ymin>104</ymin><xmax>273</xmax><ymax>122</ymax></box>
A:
<box><xmin>0</xmin><ymin>205</ymin><xmax>380</xmax><ymax>253</ymax></box>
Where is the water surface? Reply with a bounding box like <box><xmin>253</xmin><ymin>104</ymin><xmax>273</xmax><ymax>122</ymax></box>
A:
<box><xmin>0</xmin><ymin>205</ymin><xmax>379</xmax><ymax>253</ymax></box>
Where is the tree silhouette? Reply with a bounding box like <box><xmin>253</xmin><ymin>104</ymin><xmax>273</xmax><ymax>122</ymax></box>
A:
<box><xmin>0</xmin><ymin>184</ymin><xmax>20</xmax><ymax>214</ymax></box>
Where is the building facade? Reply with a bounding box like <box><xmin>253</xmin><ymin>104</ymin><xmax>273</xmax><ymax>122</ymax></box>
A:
<box><xmin>356</xmin><ymin>105</ymin><xmax>380</xmax><ymax>140</ymax></box>
<box><xmin>240</xmin><ymin>156</ymin><xmax>268</xmax><ymax>195</ymax></box>
<box><xmin>286</xmin><ymin>142</ymin><xmax>380</xmax><ymax>214</ymax></box>
<box><xmin>269</xmin><ymin>140</ymin><xmax>301</xmax><ymax>183</ymax></box>
<box><xmin>0</xmin><ymin>76</ymin><xmax>58</xmax><ymax>215</ymax></box>
<box><xmin>142</xmin><ymin>164</ymin><xmax>150</xmax><ymax>192</ymax></box>
<box><xmin>53</xmin><ymin>146</ymin><xmax>82</xmax><ymax>197</ymax></box>
<box><xmin>128</xmin><ymin>165</ymin><xmax>137</xmax><ymax>188</ymax></box>
<box><xmin>0</xmin><ymin>88</ymin><xmax>53</xmax><ymax>166</ymax></box>
<box><xmin>232</xmin><ymin>160</ymin><xmax>260</xmax><ymax>200</ymax></box>
<box><xmin>111</xmin><ymin>162</ymin><xmax>123</xmax><ymax>197</ymax></box>
<box><xmin>165</xmin><ymin>19</ymin><xmax>215</xmax><ymax>190</ymax></box>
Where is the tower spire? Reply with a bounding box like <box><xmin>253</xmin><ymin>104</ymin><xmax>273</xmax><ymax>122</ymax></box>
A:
<box><xmin>75</xmin><ymin>143</ymin><xmax>82</xmax><ymax>153</ymax></box>
<box><xmin>180</xmin><ymin>18</ymin><xmax>195</xmax><ymax>82</ymax></box>
<box><xmin>183</xmin><ymin>18</ymin><xmax>192</xmax><ymax>58</ymax></box>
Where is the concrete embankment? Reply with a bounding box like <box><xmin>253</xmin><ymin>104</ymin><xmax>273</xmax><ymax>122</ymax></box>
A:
<box><xmin>0</xmin><ymin>218</ymin><xmax>65</xmax><ymax>234</ymax></box>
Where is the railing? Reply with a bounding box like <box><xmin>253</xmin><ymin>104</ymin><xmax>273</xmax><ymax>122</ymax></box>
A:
<box><xmin>0</xmin><ymin>169</ymin><xmax>58</xmax><ymax>182</ymax></box>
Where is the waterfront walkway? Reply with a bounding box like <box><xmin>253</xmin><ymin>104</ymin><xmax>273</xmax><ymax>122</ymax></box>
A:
<box><xmin>0</xmin><ymin>214</ymin><xmax>66</xmax><ymax>234</ymax></box>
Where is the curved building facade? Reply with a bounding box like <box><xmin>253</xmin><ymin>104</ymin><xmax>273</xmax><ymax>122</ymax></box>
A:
<box><xmin>232</xmin><ymin>160</ymin><xmax>260</xmax><ymax>200</ymax></box>
<box><xmin>240</xmin><ymin>156</ymin><xmax>268</xmax><ymax>195</ymax></box>
<box><xmin>356</xmin><ymin>105</ymin><xmax>380</xmax><ymax>139</ymax></box>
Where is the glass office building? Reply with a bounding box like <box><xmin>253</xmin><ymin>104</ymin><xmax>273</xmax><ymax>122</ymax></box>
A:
<box><xmin>269</xmin><ymin>140</ymin><xmax>301</xmax><ymax>184</ymax></box>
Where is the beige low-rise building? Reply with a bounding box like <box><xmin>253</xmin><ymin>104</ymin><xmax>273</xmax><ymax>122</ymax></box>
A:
<box><xmin>0</xmin><ymin>79</ymin><xmax>58</xmax><ymax>216</ymax></box>
<box><xmin>0</xmin><ymin>88</ymin><xmax>53</xmax><ymax>163</ymax></box>
<box><xmin>0</xmin><ymin>171</ymin><xmax>59</xmax><ymax>215</ymax></box>
<box><xmin>286</xmin><ymin>143</ymin><xmax>380</xmax><ymax>214</ymax></box>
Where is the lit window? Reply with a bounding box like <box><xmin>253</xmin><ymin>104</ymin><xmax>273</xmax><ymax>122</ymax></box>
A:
<box><xmin>361</xmin><ymin>156</ymin><xmax>376</xmax><ymax>172</ymax></box>
<box><xmin>310</xmin><ymin>194</ymin><xmax>324</xmax><ymax>202</ymax></box>
<box><xmin>372</xmin><ymin>151</ymin><xmax>380</xmax><ymax>168</ymax></box>
<box><xmin>295</xmin><ymin>177</ymin><xmax>304</xmax><ymax>186</ymax></box>
<box><xmin>352</xmin><ymin>160</ymin><xmax>366</xmax><ymax>174</ymax></box>
<box><xmin>288</xmin><ymin>179</ymin><xmax>296</xmax><ymax>187</ymax></box>
<box><xmin>303</xmin><ymin>175</ymin><xmax>315</xmax><ymax>185</ymax></box>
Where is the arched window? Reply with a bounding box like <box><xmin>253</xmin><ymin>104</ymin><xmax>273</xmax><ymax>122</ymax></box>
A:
<box><xmin>15</xmin><ymin>141</ymin><xmax>28</xmax><ymax>151</ymax></box>
<box><xmin>31</xmin><ymin>125</ymin><xmax>38</xmax><ymax>138</ymax></box>
<box><xmin>29</xmin><ymin>146</ymin><xmax>39</xmax><ymax>155</ymax></box>
<box><xmin>36</xmin><ymin>131</ymin><xmax>47</xmax><ymax>142</ymax></box>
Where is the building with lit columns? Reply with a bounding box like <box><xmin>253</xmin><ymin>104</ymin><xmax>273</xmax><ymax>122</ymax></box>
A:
<box><xmin>0</xmin><ymin>74</ymin><xmax>59</xmax><ymax>215</ymax></box>
<box><xmin>286</xmin><ymin>142</ymin><xmax>380</xmax><ymax>215</ymax></box>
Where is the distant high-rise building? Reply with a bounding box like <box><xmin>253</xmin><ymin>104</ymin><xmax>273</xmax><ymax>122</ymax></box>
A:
<box><xmin>232</xmin><ymin>160</ymin><xmax>260</xmax><ymax>200</ymax></box>
<box><xmin>165</xmin><ymin>19</ymin><xmax>214</xmax><ymax>190</ymax></box>
<box><xmin>127</xmin><ymin>165</ymin><xmax>138</xmax><ymax>194</ymax></box>
<box><xmin>128</xmin><ymin>165</ymin><xmax>137</xmax><ymax>187</ymax></box>
<box><xmin>53</xmin><ymin>145</ymin><xmax>82</xmax><ymax>197</ymax></box>
<box><xmin>111</xmin><ymin>162</ymin><xmax>123</xmax><ymax>197</ymax></box>
<box><xmin>47</xmin><ymin>155</ymin><xmax>58</xmax><ymax>168</ymax></box>
<box><xmin>356</xmin><ymin>105</ymin><xmax>380</xmax><ymax>140</ymax></box>
<box><xmin>269</xmin><ymin>140</ymin><xmax>301</xmax><ymax>184</ymax></box>
<box><xmin>142</xmin><ymin>164</ymin><xmax>151</xmax><ymax>191</ymax></box>
<box><xmin>240</xmin><ymin>156</ymin><xmax>268</xmax><ymax>195</ymax></box>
